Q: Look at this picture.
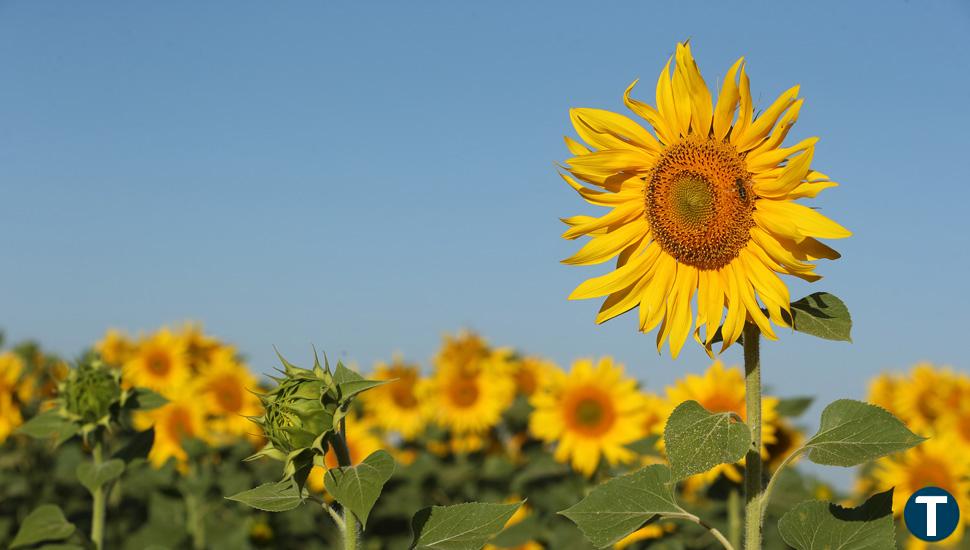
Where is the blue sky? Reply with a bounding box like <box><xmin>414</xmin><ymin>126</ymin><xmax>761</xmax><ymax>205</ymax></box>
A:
<box><xmin>2</xmin><ymin>0</ymin><xmax>969</xmax><ymax>470</ymax></box>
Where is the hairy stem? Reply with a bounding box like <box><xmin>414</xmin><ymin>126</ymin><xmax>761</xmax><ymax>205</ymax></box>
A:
<box><xmin>186</xmin><ymin>492</ymin><xmax>206</xmax><ymax>550</ymax></box>
<box><xmin>743</xmin><ymin>322</ymin><xmax>763</xmax><ymax>550</ymax></box>
<box><xmin>728</xmin><ymin>487</ymin><xmax>742</xmax><ymax>550</ymax></box>
<box><xmin>333</xmin><ymin>418</ymin><xmax>358</xmax><ymax>550</ymax></box>
<box><xmin>90</xmin><ymin>441</ymin><xmax>106</xmax><ymax>550</ymax></box>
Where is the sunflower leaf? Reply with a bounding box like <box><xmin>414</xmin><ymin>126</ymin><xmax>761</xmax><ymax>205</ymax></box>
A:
<box><xmin>560</xmin><ymin>464</ymin><xmax>680</xmax><ymax>548</ymax></box>
<box><xmin>77</xmin><ymin>459</ymin><xmax>125</xmax><ymax>494</ymax></box>
<box><xmin>324</xmin><ymin>450</ymin><xmax>395</xmax><ymax>527</ymax></box>
<box><xmin>9</xmin><ymin>505</ymin><xmax>76</xmax><ymax>549</ymax></box>
<box><xmin>15</xmin><ymin>410</ymin><xmax>79</xmax><ymax>447</ymax></box>
<box><xmin>333</xmin><ymin>361</ymin><xmax>388</xmax><ymax>402</ymax></box>
<box><xmin>664</xmin><ymin>400</ymin><xmax>751</xmax><ymax>481</ymax></box>
<box><xmin>776</xmin><ymin>396</ymin><xmax>814</xmax><ymax>418</ymax></box>
<box><xmin>410</xmin><ymin>501</ymin><xmax>523</xmax><ymax>550</ymax></box>
<box><xmin>803</xmin><ymin>399</ymin><xmax>925</xmax><ymax>467</ymax></box>
<box><xmin>127</xmin><ymin>387</ymin><xmax>168</xmax><ymax>410</ymax></box>
<box><xmin>226</xmin><ymin>480</ymin><xmax>304</xmax><ymax>512</ymax></box>
<box><xmin>778</xmin><ymin>490</ymin><xmax>895</xmax><ymax>550</ymax></box>
<box><xmin>788</xmin><ymin>292</ymin><xmax>852</xmax><ymax>342</ymax></box>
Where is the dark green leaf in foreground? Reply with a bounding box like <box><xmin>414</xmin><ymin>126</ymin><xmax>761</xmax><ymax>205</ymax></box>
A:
<box><xmin>226</xmin><ymin>480</ymin><xmax>304</xmax><ymax>512</ymax></box>
<box><xmin>410</xmin><ymin>501</ymin><xmax>523</xmax><ymax>550</ymax></box>
<box><xmin>10</xmin><ymin>504</ymin><xmax>76</xmax><ymax>549</ymax></box>
<box><xmin>325</xmin><ymin>450</ymin><xmax>395</xmax><ymax>527</ymax></box>
<box><xmin>778</xmin><ymin>490</ymin><xmax>895</xmax><ymax>550</ymax></box>
<box><xmin>128</xmin><ymin>387</ymin><xmax>169</xmax><ymax>410</ymax></box>
<box><xmin>788</xmin><ymin>292</ymin><xmax>852</xmax><ymax>342</ymax></box>
<box><xmin>664</xmin><ymin>400</ymin><xmax>751</xmax><ymax>480</ymax></box>
<box><xmin>333</xmin><ymin>361</ymin><xmax>388</xmax><ymax>402</ymax></box>
<box><xmin>112</xmin><ymin>427</ymin><xmax>155</xmax><ymax>463</ymax></box>
<box><xmin>77</xmin><ymin>458</ymin><xmax>125</xmax><ymax>494</ymax></box>
<box><xmin>804</xmin><ymin>399</ymin><xmax>925</xmax><ymax>466</ymax></box>
<box><xmin>560</xmin><ymin>464</ymin><xmax>680</xmax><ymax>548</ymax></box>
<box><xmin>15</xmin><ymin>410</ymin><xmax>78</xmax><ymax>446</ymax></box>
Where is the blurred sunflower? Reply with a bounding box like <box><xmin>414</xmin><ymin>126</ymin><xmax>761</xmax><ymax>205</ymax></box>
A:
<box><xmin>891</xmin><ymin>363</ymin><xmax>969</xmax><ymax>432</ymax></box>
<box><xmin>308</xmin><ymin>415</ymin><xmax>384</xmax><ymax>493</ymax></box>
<box><xmin>664</xmin><ymin>361</ymin><xmax>779</xmax><ymax>490</ymax></box>
<box><xmin>560</xmin><ymin>41</ymin><xmax>849</xmax><ymax>357</ymax></box>
<box><xmin>176</xmin><ymin>322</ymin><xmax>221</xmax><ymax>372</ymax></box>
<box><xmin>123</xmin><ymin>328</ymin><xmax>190</xmax><ymax>394</ymax></box>
<box><xmin>866</xmin><ymin>372</ymin><xmax>900</xmax><ymax>412</ymax></box>
<box><xmin>529</xmin><ymin>357</ymin><xmax>646</xmax><ymax>476</ymax></box>
<box><xmin>870</xmin><ymin>436</ymin><xmax>970</xmax><ymax>549</ymax></box>
<box><xmin>197</xmin><ymin>348</ymin><xmax>263</xmax><ymax>443</ymax></box>
<box><xmin>0</xmin><ymin>393</ymin><xmax>22</xmax><ymax>443</ymax></box>
<box><xmin>0</xmin><ymin>353</ymin><xmax>25</xmax><ymax>442</ymax></box>
<box><xmin>95</xmin><ymin>328</ymin><xmax>135</xmax><ymax>368</ymax></box>
<box><xmin>361</xmin><ymin>358</ymin><xmax>428</xmax><ymax>440</ymax></box>
<box><xmin>614</xmin><ymin>522</ymin><xmax>676</xmax><ymax>549</ymax></box>
<box><xmin>418</xmin><ymin>362</ymin><xmax>514</xmax><ymax>435</ymax></box>
<box><xmin>134</xmin><ymin>397</ymin><xmax>208</xmax><ymax>470</ymax></box>
<box><xmin>512</xmin><ymin>356</ymin><xmax>556</xmax><ymax>397</ymax></box>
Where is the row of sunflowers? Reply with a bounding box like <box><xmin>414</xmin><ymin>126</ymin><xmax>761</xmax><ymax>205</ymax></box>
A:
<box><xmin>0</xmin><ymin>325</ymin><xmax>966</xmax><ymax>549</ymax></box>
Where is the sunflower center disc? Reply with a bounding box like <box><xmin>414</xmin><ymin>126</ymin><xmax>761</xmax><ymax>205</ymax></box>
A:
<box><xmin>449</xmin><ymin>378</ymin><xmax>480</xmax><ymax>408</ymax></box>
<box><xmin>646</xmin><ymin>138</ymin><xmax>755</xmax><ymax>270</ymax></box>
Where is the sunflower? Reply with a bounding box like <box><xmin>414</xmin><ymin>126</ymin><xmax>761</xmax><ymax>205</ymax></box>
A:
<box><xmin>0</xmin><ymin>392</ymin><xmax>22</xmax><ymax>444</ymax></box>
<box><xmin>95</xmin><ymin>328</ymin><xmax>135</xmax><ymax>368</ymax></box>
<box><xmin>133</xmin><ymin>397</ymin><xmax>209</xmax><ymax>470</ymax></box>
<box><xmin>664</xmin><ymin>361</ymin><xmax>779</xmax><ymax>489</ymax></box>
<box><xmin>866</xmin><ymin>372</ymin><xmax>901</xmax><ymax>412</ymax></box>
<box><xmin>560</xmin><ymin>41</ymin><xmax>849</xmax><ymax>357</ymax></box>
<box><xmin>529</xmin><ymin>357</ymin><xmax>646</xmax><ymax>476</ymax></box>
<box><xmin>870</xmin><ymin>436</ymin><xmax>970</xmax><ymax>549</ymax></box>
<box><xmin>512</xmin><ymin>356</ymin><xmax>557</xmax><ymax>397</ymax></box>
<box><xmin>123</xmin><ymin>328</ymin><xmax>190</xmax><ymax>394</ymax></box>
<box><xmin>891</xmin><ymin>363</ymin><xmax>970</xmax><ymax>433</ymax></box>
<box><xmin>418</xmin><ymin>360</ymin><xmax>515</xmax><ymax>436</ymax></box>
<box><xmin>176</xmin><ymin>322</ymin><xmax>221</xmax><ymax>372</ymax></box>
<box><xmin>360</xmin><ymin>357</ymin><xmax>428</xmax><ymax>440</ymax></box>
<box><xmin>307</xmin><ymin>414</ymin><xmax>384</xmax><ymax>493</ymax></box>
<box><xmin>196</xmin><ymin>348</ymin><xmax>263</xmax><ymax>443</ymax></box>
<box><xmin>614</xmin><ymin>522</ymin><xmax>677</xmax><ymax>549</ymax></box>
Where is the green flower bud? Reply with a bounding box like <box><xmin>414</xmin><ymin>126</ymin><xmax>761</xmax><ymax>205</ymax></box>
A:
<box><xmin>263</xmin><ymin>373</ymin><xmax>336</xmax><ymax>454</ymax></box>
<box><xmin>61</xmin><ymin>360</ymin><xmax>122</xmax><ymax>425</ymax></box>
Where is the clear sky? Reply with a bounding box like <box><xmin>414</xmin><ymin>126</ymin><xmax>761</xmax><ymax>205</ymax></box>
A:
<box><xmin>2</xmin><ymin>0</ymin><xmax>969</xmax><ymax>464</ymax></box>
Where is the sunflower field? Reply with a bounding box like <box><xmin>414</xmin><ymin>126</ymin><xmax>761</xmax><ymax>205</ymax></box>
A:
<box><xmin>1</xmin><ymin>323</ymin><xmax>965</xmax><ymax>549</ymax></box>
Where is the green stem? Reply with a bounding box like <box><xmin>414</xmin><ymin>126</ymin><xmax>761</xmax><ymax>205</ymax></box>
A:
<box><xmin>91</xmin><ymin>442</ymin><xmax>106</xmax><ymax>550</ymax></box>
<box><xmin>333</xmin><ymin>418</ymin><xmax>358</xmax><ymax>550</ymax></box>
<box><xmin>186</xmin><ymin>492</ymin><xmax>206</xmax><ymax>550</ymax></box>
<box><xmin>728</xmin><ymin>487</ymin><xmax>742</xmax><ymax>550</ymax></box>
<box><xmin>668</xmin><ymin>509</ymin><xmax>736</xmax><ymax>550</ymax></box>
<box><xmin>742</xmin><ymin>322</ymin><xmax>763</xmax><ymax>550</ymax></box>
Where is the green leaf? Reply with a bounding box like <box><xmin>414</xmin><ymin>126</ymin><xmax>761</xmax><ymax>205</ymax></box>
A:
<box><xmin>664</xmin><ymin>400</ymin><xmax>751</xmax><ymax>480</ymax></box>
<box><xmin>113</xmin><ymin>428</ymin><xmax>155</xmax><ymax>463</ymax></box>
<box><xmin>804</xmin><ymin>399</ymin><xmax>925</xmax><ymax>467</ymax></box>
<box><xmin>778</xmin><ymin>490</ymin><xmax>895</xmax><ymax>550</ymax></box>
<box><xmin>77</xmin><ymin>459</ymin><xmax>125</xmax><ymax>494</ymax></box>
<box><xmin>128</xmin><ymin>387</ymin><xmax>168</xmax><ymax>410</ymax></box>
<box><xmin>226</xmin><ymin>480</ymin><xmax>304</xmax><ymax>512</ymax></box>
<box><xmin>324</xmin><ymin>450</ymin><xmax>395</xmax><ymax>527</ymax></box>
<box><xmin>10</xmin><ymin>504</ymin><xmax>76</xmax><ymax>549</ymax></box>
<box><xmin>560</xmin><ymin>464</ymin><xmax>680</xmax><ymax>548</ymax></box>
<box><xmin>776</xmin><ymin>396</ymin><xmax>814</xmax><ymax>418</ymax></box>
<box><xmin>788</xmin><ymin>292</ymin><xmax>852</xmax><ymax>342</ymax></box>
<box><xmin>410</xmin><ymin>501</ymin><xmax>523</xmax><ymax>550</ymax></box>
<box><xmin>15</xmin><ymin>410</ymin><xmax>78</xmax><ymax>446</ymax></box>
<box><xmin>333</xmin><ymin>361</ymin><xmax>388</xmax><ymax>401</ymax></box>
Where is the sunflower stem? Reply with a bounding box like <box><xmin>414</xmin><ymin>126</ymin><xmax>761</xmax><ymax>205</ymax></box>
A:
<box><xmin>90</xmin><ymin>441</ymin><xmax>106</xmax><ymax>550</ymax></box>
<box><xmin>333</xmin><ymin>418</ymin><xmax>358</xmax><ymax>550</ymax></box>
<box><xmin>742</xmin><ymin>322</ymin><xmax>763</xmax><ymax>550</ymax></box>
<box><xmin>728</xmin><ymin>487</ymin><xmax>742</xmax><ymax>550</ymax></box>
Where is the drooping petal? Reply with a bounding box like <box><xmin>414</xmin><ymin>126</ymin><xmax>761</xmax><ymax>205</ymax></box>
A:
<box><xmin>713</xmin><ymin>58</ymin><xmax>744</xmax><ymax>141</ymax></box>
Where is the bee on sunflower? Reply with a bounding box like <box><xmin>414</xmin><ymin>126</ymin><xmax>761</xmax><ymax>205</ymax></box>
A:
<box><xmin>560</xmin><ymin>41</ymin><xmax>849</xmax><ymax>357</ymax></box>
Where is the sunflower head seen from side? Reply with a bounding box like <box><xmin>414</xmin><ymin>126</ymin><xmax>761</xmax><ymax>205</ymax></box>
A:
<box><xmin>560</xmin><ymin>41</ymin><xmax>850</xmax><ymax>357</ymax></box>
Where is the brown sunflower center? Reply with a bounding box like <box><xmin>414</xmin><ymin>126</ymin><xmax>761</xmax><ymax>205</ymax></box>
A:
<box><xmin>146</xmin><ymin>351</ymin><xmax>172</xmax><ymax>377</ymax></box>
<box><xmin>448</xmin><ymin>377</ymin><xmax>480</xmax><ymax>408</ymax></box>
<box><xmin>212</xmin><ymin>376</ymin><xmax>243</xmax><ymax>413</ymax></box>
<box><xmin>565</xmin><ymin>389</ymin><xmax>616</xmax><ymax>436</ymax></box>
<box><xmin>646</xmin><ymin>138</ymin><xmax>755</xmax><ymax>270</ymax></box>
<box><xmin>390</xmin><ymin>378</ymin><xmax>419</xmax><ymax>409</ymax></box>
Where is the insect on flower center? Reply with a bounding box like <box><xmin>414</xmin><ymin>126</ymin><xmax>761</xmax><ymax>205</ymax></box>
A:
<box><xmin>646</xmin><ymin>138</ymin><xmax>755</xmax><ymax>270</ymax></box>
